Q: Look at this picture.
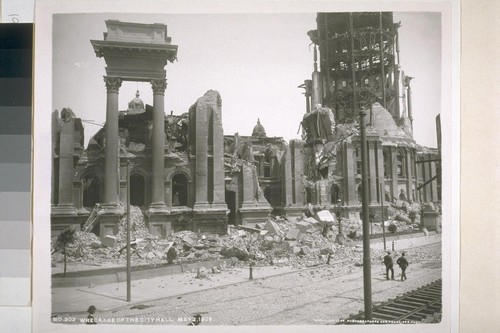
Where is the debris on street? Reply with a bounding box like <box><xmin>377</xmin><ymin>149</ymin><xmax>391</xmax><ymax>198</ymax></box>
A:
<box><xmin>51</xmin><ymin>204</ymin><xmax>425</xmax><ymax>274</ymax></box>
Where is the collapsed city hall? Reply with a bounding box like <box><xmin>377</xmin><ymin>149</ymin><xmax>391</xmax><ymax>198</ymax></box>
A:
<box><xmin>51</xmin><ymin>14</ymin><xmax>441</xmax><ymax>239</ymax></box>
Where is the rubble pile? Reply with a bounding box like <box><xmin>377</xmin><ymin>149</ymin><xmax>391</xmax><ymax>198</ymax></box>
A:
<box><xmin>51</xmin><ymin>205</ymin><xmax>432</xmax><ymax>273</ymax></box>
<box><xmin>115</xmin><ymin>206</ymin><xmax>151</xmax><ymax>244</ymax></box>
<box><xmin>387</xmin><ymin>201</ymin><xmax>423</xmax><ymax>227</ymax></box>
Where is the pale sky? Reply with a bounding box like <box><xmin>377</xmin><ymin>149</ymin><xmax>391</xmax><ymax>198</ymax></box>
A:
<box><xmin>53</xmin><ymin>12</ymin><xmax>441</xmax><ymax>148</ymax></box>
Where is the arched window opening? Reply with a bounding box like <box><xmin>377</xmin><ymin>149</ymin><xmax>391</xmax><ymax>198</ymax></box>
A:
<box><xmin>130</xmin><ymin>173</ymin><xmax>145</xmax><ymax>206</ymax></box>
<box><xmin>172</xmin><ymin>173</ymin><xmax>188</xmax><ymax>206</ymax></box>
<box><xmin>225</xmin><ymin>190</ymin><xmax>236</xmax><ymax>225</ymax></box>
<box><xmin>399</xmin><ymin>189</ymin><xmax>407</xmax><ymax>201</ymax></box>
<box><xmin>306</xmin><ymin>188</ymin><xmax>313</xmax><ymax>204</ymax></box>
<box><xmin>330</xmin><ymin>184</ymin><xmax>340</xmax><ymax>204</ymax></box>
<box><xmin>82</xmin><ymin>174</ymin><xmax>100</xmax><ymax>208</ymax></box>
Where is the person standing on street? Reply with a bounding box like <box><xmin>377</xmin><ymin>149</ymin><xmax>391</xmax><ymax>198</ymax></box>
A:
<box><xmin>86</xmin><ymin>305</ymin><xmax>97</xmax><ymax>325</ymax></box>
<box><xmin>383</xmin><ymin>251</ymin><xmax>395</xmax><ymax>280</ymax></box>
<box><xmin>397</xmin><ymin>252</ymin><xmax>409</xmax><ymax>281</ymax></box>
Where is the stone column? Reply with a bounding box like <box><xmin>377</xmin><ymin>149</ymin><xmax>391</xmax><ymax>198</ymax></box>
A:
<box><xmin>103</xmin><ymin>76</ymin><xmax>121</xmax><ymax>205</ymax></box>
<box><xmin>292</xmin><ymin>140</ymin><xmax>305</xmax><ymax>206</ymax></box>
<box><xmin>394</xmin><ymin>66</ymin><xmax>401</xmax><ymax>119</ymax></box>
<box><xmin>311</xmin><ymin>46</ymin><xmax>322</xmax><ymax>107</ymax></box>
<box><xmin>425</xmin><ymin>159</ymin><xmax>432</xmax><ymax>202</ymax></box>
<box><xmin>390</xmin><ymin>146</ymin><xmax>399</xmax><ymax>201</ymax></box>
<box><xmin>57</xmin><ymin>118</ymin><xmax>76</xmax><ymax>208</ymax></box>
<box><xmin>345</xmin><ymin>143</ymin><xmax>356</xmax><ymax>205</ymax></box>
<box><xmin>405</xmin><ymin>149</ymin><xmax>413</xmax><ymax>200</ymax></box>
<box><xmin>150</xmin><ymin>79</ymin><xmax>168</xmax><ymax>210</ymax></box>
<box><xmin>241</xmin><ymin>164</ymin><xmax>255</xmax><ymax>206</ymax></box>
<box><xmin>119</xmin><ymin>179</ymin><xmax>127</xmax><ymax>203</ymax></box>
<box><xmin>258</xmin><ymin>156</ymin><xmax>265</xmax><ymax>177</ymax></box>
<box><xmin>430</xmin><ymin>161</ymin><xmax>438</xmax><ymax>201</ymax></box>
<box><xmin>282</xmin><ymin>145</ymin><xmax>293</xmax><ymax>206</ymax></box>
<box><xmin>165</xmin><ymin>180</ymin><xmax>172</xmax><ymax>208</ymax></box>
<box><xmin>368</xmin><ymin>141</ymin><xmax>378</xmax><ymax>204</ymax></box>
<box><xmin>212</xmin><ymin>101</ymin><xmax>226</xmax><ymax>208</ymax></box>
<box><xmin>194</xmin><ymin>100</ymin><xmax>209</xmax><ymax>209</ymax></box>
<box><xmin>72</xmin><ymin>181</ymin><xmax>82</xmax><ymax>209</ymax></box>
<box><xmin>377</xmin><ymin>143</ymin><xmax>385</xmax><ymax>200</ymax></box>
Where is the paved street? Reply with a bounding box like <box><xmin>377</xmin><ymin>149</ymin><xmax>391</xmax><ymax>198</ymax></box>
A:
<box><xmin>52</xmin><ymin>236</ymin><xmax>441</xmax><ymax>326</ymax></box>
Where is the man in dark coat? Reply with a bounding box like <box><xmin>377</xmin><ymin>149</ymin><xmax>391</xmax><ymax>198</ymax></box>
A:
<box><xmin>397</xmin><ymin>252</ymin><xmax>409</xmax><ymax>281</ymax></box>
<box><xmin>383</xmin><ymin>251</ymin><xmax>394</xmax><ymax>280</ymax></box>
<box><xmin>86</xmin><ymin>305</ymin><xmax>97</xmax><ymax>325</ymax></box>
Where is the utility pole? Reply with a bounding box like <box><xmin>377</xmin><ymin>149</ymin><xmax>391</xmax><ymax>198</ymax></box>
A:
<box><xmin>350</xmin><ymin>10</ymin><xmax>372</xmax><ymax>320</ymax></box>
<box><xmin>360</xmin><ymin>107</ymin><xmax>373</xmax><ymax>320</ymax></box>
<box><xmin>126</xmin><ymin>159</ymin><xmax>131</xmax><ymax>302</ymax></box>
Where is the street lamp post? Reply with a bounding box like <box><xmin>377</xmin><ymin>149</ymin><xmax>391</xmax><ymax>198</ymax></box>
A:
<box><xmin>359</xmin><ymin>108</ymin><xmax>373</xmax><ymax>320</ymax></box>
<box><xmin>126</xmin><ymin>159</ymin><xmax>131</xmax><ymax>302</ymax></box>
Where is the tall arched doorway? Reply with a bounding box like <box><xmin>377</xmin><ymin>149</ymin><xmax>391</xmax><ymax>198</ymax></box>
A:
<box><xmin>82</xmin><ymin>174</ymin><xmax>100</xmax><ymax>208</ymax></box>
<box><xmin>130</xmin><ymin>173</ymin><xmax>145</xmax><ymax>206</ymax></box>
<box><xmin>225</xmin><ymin>190</ymin><xmax>236</xmax><ymax>225</ymax></box>
<box><xmin>330</xmin><ymin>184</ymin><xmax>340</xmax><ymax>204</ymax></box>
<box><xmin>172</xmin><ymin>173</ymin><xmax>188</xmax><ymax>206</ymax></box>
<box><xmin>306</xmin><ymin>188</ymin><xmax>313</xmax><ymax>204</ymax></box>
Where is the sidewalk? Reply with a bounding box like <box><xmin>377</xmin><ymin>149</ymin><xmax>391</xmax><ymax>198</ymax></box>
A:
<box><xmin>52</xmin><ymin>233</ymin><xmax>441</xmax><ymax>314</ymax></box>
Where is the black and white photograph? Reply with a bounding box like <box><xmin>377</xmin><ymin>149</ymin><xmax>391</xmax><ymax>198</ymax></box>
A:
<box><xmin>33</xmin><ymin>1</ymin><xmax>458</xmax><ymax>332</ymax></box>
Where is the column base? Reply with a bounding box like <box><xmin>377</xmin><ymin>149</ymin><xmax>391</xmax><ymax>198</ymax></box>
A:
<box><xmin>51</xmin><ymin>203</ymin><xmax>78</xmax><ymax>216</ymax></box>
<box><xmin>284</xmin><ymin>205</ymin><xmax>306</xmax><ymax>220</ymax></box>
<box><xmin>239</xmin><ymin>204</ymin><xmax>272</xmax><ymax>226</ymax></box>
<box><xmin>191</xmin><ymin>208</ymin><xmax>228</xmax><ymax>235</ymax></box>
<box><xmin>50</xmin><ymin>212</ymin><xmax>87</xmax><ymax>237</ymax></box>
<box><xmin>146</xmin><ymin>202</ymin><xmax>170</xmax><ymax>215</ymax></box>
<box><xmin>241</xmin><ymin>199</ymin><xmax>271</xmax><ymax>210</ymax></box>
<box><xmin>95</xmin><ymin>203</ymin><xmax>125</xmax><ymax>239</ymax></box>
<box><xmin>193</xmin><ymin>201</ymin><xmax>211</xmax><ymax>211</ymax></box>
<box><xmin>211</xmin><ymin>202</ymin><xmax>229</xmax><ymax>211</ymax></box>
<box><xmin>99</xmin><ymin>202</ymin><xmax>125</xmax><ymax>215</ymax></box>
<box><xmin>98</xmin><ymin>213</ymin><xmax>122</xmax><ymax>239</ymax></box>
<box><xmin>422</xmin><ymin>205</ymin><xmax>440</xmax><ymax>231</ymax></box>
<box><xmin>147</xmin><ymin>213</ymin><xmax>172</xmax><ymax>238</ymax></box>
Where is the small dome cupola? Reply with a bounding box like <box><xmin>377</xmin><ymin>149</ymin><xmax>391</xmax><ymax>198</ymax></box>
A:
<box><xmin>252</xmin><ymin>118</ymin><xmax>267</xmax><ymax>138</ymax></box>
<box><xmin>127</xmin><ymin>90</ymin><xmax>145</xmax><ymax>114</ymax></box>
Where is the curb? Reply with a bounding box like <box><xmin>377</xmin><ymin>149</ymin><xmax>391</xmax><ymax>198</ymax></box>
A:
<box><xmin>349</xmin><ymin>231</ymin><xmax>438</xmax><ymax>247</ymax></box>
<box><xmin>52</xmin><ymin>257</ymin><xmax>239</xmax><ymax>288</ymax></box>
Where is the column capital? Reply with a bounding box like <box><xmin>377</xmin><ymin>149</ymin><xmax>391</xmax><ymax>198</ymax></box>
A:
<box><xmin>104</xmin><ymin>76</ymin><xmax>122</xmax><ymax>93</ymax></box>
<box><xmin>151</xmin><ymin>79</ymin><xmax>167</xmax><ymax>95</ymax></box>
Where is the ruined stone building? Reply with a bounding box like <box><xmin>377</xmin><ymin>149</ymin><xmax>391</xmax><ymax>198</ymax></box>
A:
<box><xmin>51</xmin><ymin>15</ymin><xmax>441</xmax><ymax>238</ymax></box>
<box><xmin>297</xmin><ymin>12</ymin><xmax>441</xmax><ymax>220</ymax></box>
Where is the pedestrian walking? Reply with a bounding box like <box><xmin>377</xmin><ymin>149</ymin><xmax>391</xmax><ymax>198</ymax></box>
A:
<box><xmin>397</xmin><ymin>252</ymin><xmax>409</xmax><ymax>281</ymax></box>
<box><xmin>86</xmin><ymin>305</ymin><xmax>97</xmax><ymax>325</ymax></box>
<box><xmin>383</xmin><ymin>251</ymin><xmax>394</xmax><ymax>280</ymax></box>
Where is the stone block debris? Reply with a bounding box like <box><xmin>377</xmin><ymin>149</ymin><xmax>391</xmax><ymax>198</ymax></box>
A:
<box><xmin>285</xmin><ymin>228</ymin><xmax>301</xmax><ymax>240</ymax></box>
<box><xmin>264</xmin><ymin>220</ymin><xmax>282</xmax><ymax>236</ymax></box>
<box><xmin>51</xmin><ymin>203</ymin><xmax>425</xmax><ymax>275</ymax></box>
<box><xmin>296</xmin><ymin>221</ymin><xmax>312</xmax><ymax>232</ymax></box>
<box><xmin>102</xmin><ymin>235</ymin><xmax>117</xmax><ymax>248</ymax></box>
<box><xmin>316</xmin><ymin>210</ymin><xmax>335</xmax><ymax>223</ymax></box>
